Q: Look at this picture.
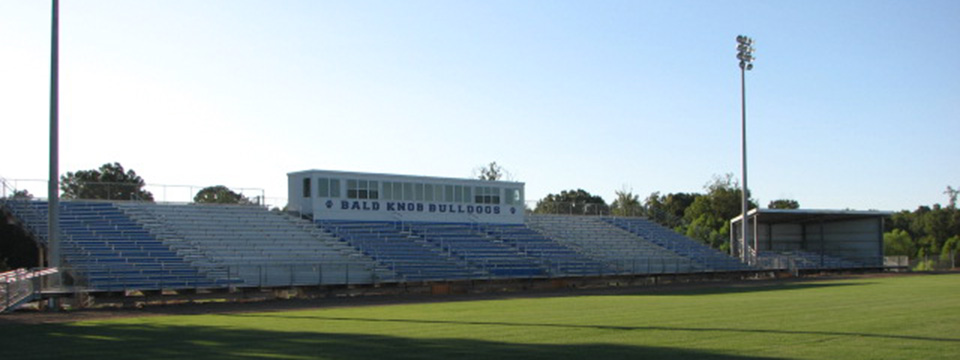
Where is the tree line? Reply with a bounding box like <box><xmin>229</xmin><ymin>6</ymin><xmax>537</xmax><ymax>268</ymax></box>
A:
<box><xmin>884</xmin><ymin>200</ymin><xmax>960</xmax><ymax>261</ymax></box>
<box><xmin>532</xmin><ymin>174</ymin><xmax>770</xmax><ymax>251</ymax></box>
<box><xmin>8</xmin><ymin>162</ymin><xmax>254</xmax><ymax>205</ymax></box>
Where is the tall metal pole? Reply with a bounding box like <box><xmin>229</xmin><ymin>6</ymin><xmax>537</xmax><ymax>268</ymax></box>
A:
<box><xmin>48</xmin><ymin>0</ymin><xmax>60</xmax><ymax>276</ymax></box>
<box><xmin>736</xmin><ymin>35</ymin><xmax>754</xmax><ymax>263</ymax></box>
<box><xmin>740</xmin><ymin>63</ymin><xmax>748</xmax><ymax>262</ymax></box>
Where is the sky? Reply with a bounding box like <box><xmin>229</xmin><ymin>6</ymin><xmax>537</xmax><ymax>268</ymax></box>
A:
<box><xmin>1</xmin><ymin>0</ymin><xmax>958</xmax><ymax>211</ymax></box>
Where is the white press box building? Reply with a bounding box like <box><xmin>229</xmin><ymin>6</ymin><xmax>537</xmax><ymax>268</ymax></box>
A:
<box><xmin>287</xmin><ymin>169</ymin><xmax>526</xmax><ymax>224</ymax></box>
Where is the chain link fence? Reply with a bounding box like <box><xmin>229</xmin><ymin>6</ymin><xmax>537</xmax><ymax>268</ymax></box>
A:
<box><xmin>906</xmin><ymin>251</ymin><xmax>958</xmax><ymax>271</ymax></box>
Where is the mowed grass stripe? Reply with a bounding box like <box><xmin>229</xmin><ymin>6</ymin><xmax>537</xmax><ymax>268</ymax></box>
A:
<box><xmin>1</xmin><ymin>274</ymin><xmax>958</xmax><ymax>359</ymax></box>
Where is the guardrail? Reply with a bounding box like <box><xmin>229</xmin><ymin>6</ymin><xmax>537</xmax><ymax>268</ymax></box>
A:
<box><xmin>1</xmin><ymin>268</ymin><xmax>59</xmax><ymax>313</ymax></box>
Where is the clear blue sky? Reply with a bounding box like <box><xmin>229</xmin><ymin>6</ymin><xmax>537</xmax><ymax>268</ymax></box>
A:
<box><xmin>2</xmin><ymin>0</ymin><xmax>958</xmax><ymax>211</ymax></box>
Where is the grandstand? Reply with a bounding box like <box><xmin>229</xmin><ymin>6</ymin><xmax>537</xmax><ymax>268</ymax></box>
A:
<box><xmin>0</xmin><ymin>168</ymin><xmax>883</xmax><ymax>310</ymax></box>
<box><xmin>1</xmin><ymin>202</ymin><xmax>755</xmax><ymax>293</ymax></box>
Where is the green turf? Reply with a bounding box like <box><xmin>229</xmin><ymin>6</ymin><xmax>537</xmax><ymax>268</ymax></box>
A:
<box><xmin>2</xmin><ymin>274</ymin><xmax>958</xmax><ymax>359</ymax></box>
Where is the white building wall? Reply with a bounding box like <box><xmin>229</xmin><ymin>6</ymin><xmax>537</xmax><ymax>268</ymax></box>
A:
<box><xmin>287</xmin><ymin>169</ymin><xmax>526</xmax><ymax>224</ymax></box>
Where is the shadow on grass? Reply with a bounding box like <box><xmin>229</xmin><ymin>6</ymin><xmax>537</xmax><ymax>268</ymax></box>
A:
<box><xmin>0</xmin><ymin>322</ymin><xmax>782</xmax><ymax>360</ymax></box>
<box><xmin>224</xmin><ymin>313</ymin><xmax>960</xmax><ymax>344</ymax></box>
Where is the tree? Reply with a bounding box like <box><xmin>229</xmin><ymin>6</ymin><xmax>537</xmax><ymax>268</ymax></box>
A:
<box><xmin>61</xmin><ymin>162</ymin><xmax>154</xmax><ymax>201</ymax></box>
<box><xmin>883</xmin><ymin>229</ymin><xmax>915</xmax><ymax>256</ymax></box>
<box><xmin>940</xmin><ymin>235</ymin><xmax>960</xmax><ymax>260</ymax></box>
<box><xmin>534</xmin><ymin>189</ymin><xmax>609</xmax><ymax>215</ymax></box>
<box><xmin>885</xmin><ymin>194</ymin><xmax>960</xmax><ymax>258</ymax></box>
<box><xmin>610</xmin><ymin>188</ymin><xmax>643</xmax><ymax>217</ymax></box>
<box><xmin>474</xmin><ymin>161</ymin><xmax>511</xmax><ymax>181</ymax></box>
<box><xmin>680</xmin><ymin>174</ymin><xmax>756</xmax><ymax>249</ymax></box>
<box><xmin>194</xmin><ymin>185</ymin><xmax>252</xmax><ymax>205</ymax></box>
<box><xmin>768</xmin><ymin>199</ymin><xmax>800</xmax><ymax>209</ymax></box>
<box><xmin>11</xmin><ymin>189</ymin><xmax>33</xmax><ymax>200</ymax></box>
<box><xmin>945</xmin><ymin>186</ymin><xmax>958</xmax><ymax>209</ymax></box>
<box><xmin>643</xmin><ymin>191</ymin><xmax>698</xmax><ymax>229</ymax></box>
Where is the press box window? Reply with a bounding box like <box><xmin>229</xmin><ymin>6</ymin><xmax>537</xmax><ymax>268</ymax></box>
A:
<box><xmin>330</xmin><ymin>179</ymin><xmax>341</xmax><ymax>197</ymax></box>
<box><xmin>369</xmin><ymin>181</ymin><xmax>379</xmax><ymax>199</ymax></box>
<box><xmin>346</xmin><ymin>180</ymin><xmax>358</xmax><ymax>199</ymax></box>
<box><xmin>317</xmin><ymin>178</ymin><xmax>330</xmax><ymax>197</ymax></box>
<box><xmin>302</xmin><ymin>178</ymin><xmax>311</xmax><ymax>198</ymax></box>
<box><xmin>382</xmin><ymin>181</ymin><xmax>393</xmax><ymax>200</ymax></box>
<box><xmin>433</xmin><ymin>184</ymin><xmax>444</xmax><ymax>202</ymax></box>
<box><xmin>347</xmin><ymin>179</ymin><xmax>379</xmax><ymax>199</ymax></box>
<box><xmin>416</xmin><ymin>183</ymin><xmax>425</xmax><ymax>201</ymax></box>
<box><xmin>474</xmin><ymin>187</ymin><xmax>501</xmax><ymax>204</ymax></box>
<box><xmin>504</xmin><ymin>188</ymin><xmax>521</xmax><ymax>205</ymax></box>
<box><xmin>424</xmin><ymin>184</ymin><xmax>435</xmax><ymax>201</ymax></box>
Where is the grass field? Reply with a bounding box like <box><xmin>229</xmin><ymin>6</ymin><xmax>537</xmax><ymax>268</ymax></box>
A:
<box><xmin>1</xmin><ymin>273</ymin><xmax>958</xmax><ymax>359</ymax></box>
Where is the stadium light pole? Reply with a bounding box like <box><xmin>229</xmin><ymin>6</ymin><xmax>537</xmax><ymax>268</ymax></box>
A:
<box><xmin>736</xmin><ymin>35</ymin><xmax>754</xmax><ymax>263</ymax></box>
<box><xmin>48</xmin><ymin>0</ymin><xmax>61</xmax><ymax>298</ymax></box>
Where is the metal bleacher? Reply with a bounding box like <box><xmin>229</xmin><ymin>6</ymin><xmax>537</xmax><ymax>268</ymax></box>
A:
<box><xmin>3</xmin><ymin>200</ymin><xmax>220</xmax><ymax>291</ymax></box>
<box><xmin>404</xmin><ymin>222</ymin><xmax>547</xmax><ymax>278</ymax></box>
<box><xmin>477</xmin><ymin>223</ymin><xmax>613</xmax><ymax>276</ymax></box>
<box><xmin>1</xmin><ymin>198</ymin><xmax>759</xmax><ymax>294</ymax></box>
<box><xmin>319</xmin><ymin>220</ymin><xmax>630</xmax><ymax>280</ymax></box>
<box><xmin>601</xmin><ymin>216</ymin><xmax>752</xmax><ymax>272</ymax></box>
<box><xmin>118</xmin><ymin>203</ymin><xmax>394</xmax><ymax>287</ymax></box>
<box><xmin>319</xmin><ymin>221</ymin><xmax>482</xmax><ymax>282</ymax></box>
<box><xmin>526</xmin><ymin>214</ymin><xmax>699</xmax><ymax>274</ymax></box>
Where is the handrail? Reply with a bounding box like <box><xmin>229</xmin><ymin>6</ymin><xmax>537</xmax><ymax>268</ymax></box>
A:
<box><xmin>1</xmin><ymin>268</ymin><xmax>59</xmax><ymax>314</ymax></box>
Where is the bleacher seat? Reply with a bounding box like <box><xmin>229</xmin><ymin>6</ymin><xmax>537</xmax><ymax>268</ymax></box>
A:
<box><xmin>3</xmin><ymin>200</ymin><xmax>218</xmax><ymax>291</ymax></box>
<box><xmin>118</xmin><ymin>203</ymin><xmax>394</xmax><ymax>287</ymax></box>
<box><xmin>600</xmin><ymin>217</ymin><xmax>753</xmax><ymax>272</ymax></box>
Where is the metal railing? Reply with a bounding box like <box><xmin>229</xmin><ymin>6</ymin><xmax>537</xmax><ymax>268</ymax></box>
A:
<box><xmin>1</xmin><ymin>268</ymin><xmax>59</xmax><ymax>313</ymax></box>
<box><xmin>753</xmin><ymin>254</ymin><xmax>885</xmax><ymax>273</ymax></box>
<box><xmin>221</xmin><ymin>262</ymin><xmax>382</xmax><ymax>288</ymax></box>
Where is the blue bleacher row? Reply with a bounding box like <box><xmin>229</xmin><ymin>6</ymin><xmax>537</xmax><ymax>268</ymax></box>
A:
<box><xmin>318</xmin><ymin>220</ymin><xmax>614</xmax><ymax>282</ymax></box>
<box><xmin>2</xmin><ymin>201</ymin><xmax>233</xmax><ymax>291</ymax></box>
<box><xmin>1</xmin><ymin>199</ymin><xmax>861</xmax><ymax>292</ymax></box>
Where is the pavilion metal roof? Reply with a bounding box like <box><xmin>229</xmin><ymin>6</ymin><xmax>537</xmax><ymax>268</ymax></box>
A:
<box><xmin>730</xmin><ymin>208</ymin><xmax>893</xmax><ymax>225</ymax></box>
